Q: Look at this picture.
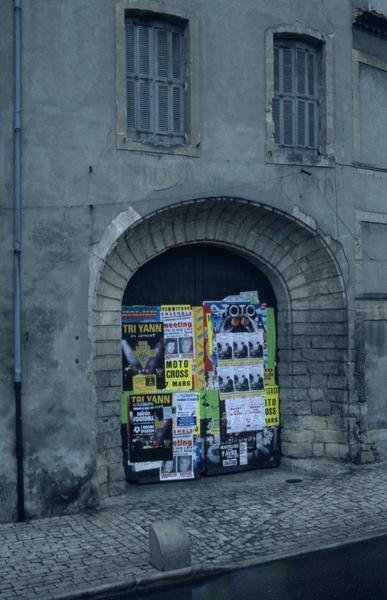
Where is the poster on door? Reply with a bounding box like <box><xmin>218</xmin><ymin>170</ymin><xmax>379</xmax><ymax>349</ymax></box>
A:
<box><xmin>159</xmin><ymin>455</ymin><xmax>195</xmax><ymax>480</ymax></box>
<box><xmin>128</xmin><ymin>393</ymin><xmax>173</xmax><ymax>462</ymax></box>
<box><xmin>161</xmin><ymin>305</ymin><xmax>195</xmax><ymax>390</ymax></box>
<box><xmin>224</xmin><ymin>394</ymin><xmax>265</xmax><ymax>434</ymax></box>
<box><xmin>122</xmin><ymin>315</ymin><xmax>165</xmax><ymax>391</ymax></box>
<box><xmin>164</xmin><ymin>358</ymin><xmax>193</xmax><ymax>390</ymax></box>
<box><xmin>161</xmin><ymin>305</ymin><xmax>195</xmax><ymax>359</ymax></box>
<box><xmin>174</xmin><ymin>392</ymin><xmax>198</xmax><ymax>429</ymax></box>
<box><xmin>265</xmin><ymin>385</ymin><xmax>280</xmax><ymax>427</ymax></box>
<box><xmin>205</xmin><ymin>301</ymin><xmax>265</xmax><ymax>369</ymax></box>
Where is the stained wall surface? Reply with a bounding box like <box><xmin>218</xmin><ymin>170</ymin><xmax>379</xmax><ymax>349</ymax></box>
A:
<box><xmin>1</xmin><ymin>0</ymin><xmax>387</xmax><ymax>521</ymax></box>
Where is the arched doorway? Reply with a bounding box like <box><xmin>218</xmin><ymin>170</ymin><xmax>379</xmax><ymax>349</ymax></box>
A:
<box><xmin>91</xmin><ymin>197</ymin><xmax>349</xmax><ymax>498</ymax></box>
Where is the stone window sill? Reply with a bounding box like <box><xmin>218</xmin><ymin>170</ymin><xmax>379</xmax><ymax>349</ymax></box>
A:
<box><xmin>266</xmin><ymin>147</ymin><xmax>334</xmax><ymax>168</ymax></box>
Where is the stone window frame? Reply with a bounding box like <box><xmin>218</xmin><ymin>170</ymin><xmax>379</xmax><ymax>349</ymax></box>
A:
<box><xmin>355</xmin><ymin>209</ymin><xmax>387</xmax><ymax>303</ymax></box>
<box><xmin>272</xmin><ymin>39</ymin><xmax>320</xmax><ymax>149</ymax></box>
<box><xmin>116</xmin><ymin>1</ymin><xmax>200</xmax><ymax>157</ymax></box>
<box><xmin>352</xmin><ymin>50</ymin><xmax>387</xmax><ymax>171</ymax></box>
<box><xmin>265</xmin><ymin>25</ymin><xmax>334</xmax><ymax>167</ymax></box>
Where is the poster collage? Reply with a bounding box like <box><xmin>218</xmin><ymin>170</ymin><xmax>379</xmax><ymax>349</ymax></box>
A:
<box><xmin>121</xmin><ymin>293</ymin><xmax>280</xmax><ymax>483</ymax></box>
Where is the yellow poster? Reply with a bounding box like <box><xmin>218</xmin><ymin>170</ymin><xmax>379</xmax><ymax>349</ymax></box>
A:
<box><xmin>165</xmin><ymin>359</ymin><xmax>193</xmax><ymax>390</ymax></box>
<box><xmin>206</xmin><ymin>311</ymin><xmax>213</xmax><ymax>355</ymax></box>
<box><xmin>264</xmin><ymin>367</ymin><xmax>275</xmax><ymax>385</ymax></box>
<box><xmin>264</xmin><ymin>385</ymin><xmax>280</xmax><ymax>427</ymax></box>
<box><xmin>132</xmin><ymin>374</ymin><xmax>157</xmax><ymax>393</ymax></box>
<box><xmin>161</xmin><ymin>305</ymin><xmax>191</xmax><ymax>315</ymax></box>
<box><xmin>193</xmin><ymin>306</ymin><xmax>205</xmax><ymax>390</ymax></box>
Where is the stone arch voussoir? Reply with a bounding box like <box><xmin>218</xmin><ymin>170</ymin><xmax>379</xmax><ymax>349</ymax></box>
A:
<box><xmin>91</xmin><ymin>198</ymin><xmax>349</xmax><ymax>497</ymax></box>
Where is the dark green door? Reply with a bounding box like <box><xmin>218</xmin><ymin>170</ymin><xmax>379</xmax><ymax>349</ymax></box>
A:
<box><xmin>123</xmin><ymin>244</ymin><xmax>277</xmax><ymax>307</ymax></box>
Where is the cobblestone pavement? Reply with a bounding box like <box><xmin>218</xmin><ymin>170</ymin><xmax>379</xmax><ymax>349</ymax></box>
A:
<box><xmin>2</xmin><ymin>463</ymin><xmax>387</xmax><ymax>599</ymax></box>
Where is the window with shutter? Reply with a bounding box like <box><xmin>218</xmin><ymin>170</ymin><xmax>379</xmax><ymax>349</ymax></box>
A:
<box><xmin>125</xmin><ymin>17</ymin><xmax>186</xmax><ymax>146</ymax></box>
<box><xmin>272</xmin><ymin>39</ymin><xmax>320</xmax><ymax>149</ymax></box>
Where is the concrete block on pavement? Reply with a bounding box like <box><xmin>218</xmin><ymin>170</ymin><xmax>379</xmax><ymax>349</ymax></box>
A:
<box><xmin>149</xmin><ymin>519</ymin><xmax>191</xmax><ymax>571</ymax></box>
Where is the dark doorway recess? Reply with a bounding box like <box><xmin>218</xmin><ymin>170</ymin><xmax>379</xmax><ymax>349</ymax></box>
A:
<box><xmin>122</xmin><ymin>244</ymin><xmax>277</xmax><ymax>308</ymax></box>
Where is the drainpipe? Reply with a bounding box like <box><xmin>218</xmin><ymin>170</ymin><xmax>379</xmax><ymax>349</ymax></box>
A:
<box><xmin>14</xmin><ymin>0</ymin><xmax>25</xmax><ymax>522</ymax></box>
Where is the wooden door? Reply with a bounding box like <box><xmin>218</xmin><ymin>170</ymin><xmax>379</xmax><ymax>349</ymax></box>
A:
<box><xmin>123</xmin><ymin>244</ymin><xmax>276</xmax><ymax>307</ymax></box>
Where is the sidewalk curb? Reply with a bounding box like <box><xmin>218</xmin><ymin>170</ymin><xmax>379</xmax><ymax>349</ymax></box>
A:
<box><xmin>41</xmin><ymin>528</ymin><xmax>387</xmax><ymax>600</ymax></box>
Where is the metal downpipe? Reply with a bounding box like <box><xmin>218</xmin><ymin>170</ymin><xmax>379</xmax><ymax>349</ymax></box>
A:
<box><xmin>14</xmin><ymin>0</ymin><xmax>25</xmax><ymax>522</ymax></box>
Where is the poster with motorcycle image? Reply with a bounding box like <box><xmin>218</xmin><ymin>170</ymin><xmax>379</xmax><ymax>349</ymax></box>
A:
<box><xmin>205</xmin><ymin>301</ymin><xmax>267</xmax><ymax>369</ymax></box>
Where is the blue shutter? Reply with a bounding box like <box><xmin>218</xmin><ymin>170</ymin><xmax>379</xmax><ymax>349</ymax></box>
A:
<box><xmin>308</xmin><ymin>102</ymin><xmax>316</xmax><ymax>147</ymax></box>
<box><xmin>126</xmin><ymin>23</ymin><xmax>136</xmax><ymax>133</ymax></box>
<box><xmin>171</xmin><ymin>31</ymin><xmax>184</xmax><ymax>139</ymax></box>
<box><xmin>296</xmin><ymin>49</ymin><xmax>306</xmax><ymax>95</ymax></box>
<box><xmin>157</xmin><ymin>83</ymin><xmax>169</xmax><ymax>133</ymax></box>
<box><xmin>172</xmin><ymin>86</ymin><xmax>182</xmax><ymax>133</ymax></box>
<box><xmin>308</xmin><ymin>52</ymin><xmax>315</xmax><ymax>97</ymax></box>
<box><xmin>125</xmin><ymin>18</ymin><xmax>185</xmax><ymax>144</ymax></box>
<box><xmin>156</xmin><ymin>28</ymin><xmax>168</xmax><ymax>78</ymax></box>
<box><xmin>297</xmin><ymin>99</ymin><xmax>305</xmax><ymax>146</ymax></box>
<box><xmin>139</xmin><ymin>80</ymin><xmax>151</xmax><ymax>131</ymax></box>
<box><xmin>126</xmin><ymin>80</ymin><xmax>135</xmax><ymax>130</ymax></box>
<box><xmin>138</xmin><ymin>25</ymin><xmax>150</xmax><ymax>76</ymax></box>
<box><xmin>283</xmin><ymin>99</ymin><xmax>294</xmax><ymax>145</ymax></box>
<box><xmin>172</xmin><ymin>32</ymin><xmax>181</xmax><ymax>80</ymax></box>
<box><xmin>272</xmin><ymin>97</ymin><xmax>280</xmax><ymax>143</ymax></box>
<box><xmin>274</xmin><ymin>47</ymin><xmax>280</xmax><ymax>92</ymax></box>
<box><xmin>126</xmin><ymin>24</ymin><xmax>135</xmax><ymax>74</ymax></box>
<box><xmin>156</xmin><ymin>27</ymin><xmax>170</xmax><ymax>135</ymax></box>
<box><xmin>137</xmin><ymin>24</ymin><xmax>152</xmax><ymax>134</ymax></box>
<box><xmin>282</xmin><ymin>48</ymin><xmax>293</xmax><ymax>94</ymax></box>
<box><xmin>273</xmin><ymin>40</ymin><xmax>319</xmax><ymax>149</ymax></box>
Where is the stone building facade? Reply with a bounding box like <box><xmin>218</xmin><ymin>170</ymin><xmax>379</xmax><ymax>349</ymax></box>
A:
<box><xmin>1</xmin><ymin>0</ymin><xmax>387</xmax><ymax>522</ymax></box>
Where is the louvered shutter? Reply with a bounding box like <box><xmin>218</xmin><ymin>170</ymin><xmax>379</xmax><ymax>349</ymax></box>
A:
<box><xmin>308</xmin><ymin>102</ymin><xmax>316</xmax><ymax>147</ymax></box>
<box><xmin>156</xmin><ymin>28</ymin><xmax>170</xmax><ymax>135</ymax></box>
<box><xmin>139</xmin><ymin>80</ymin><xmax>151</xmax><ymax>131</ymax></box>
<box><xmin>138</xmin><ymin>25</ymin><xmax>150</xmax><ymax>76</ymax></box>
<box><xmin>172</xmin><ymin>87</ymin><xmax>182</xmax><ymax>133</ymax></box>
<box><xmin>126</xmin><ymin>23</ymin><xmax>136</xmax><ymax>133</ymax></box>
<box><xmin>307</xmin><ymin>52</ymin><xmax>315</xmax><ymax>97</ymax></box>
<box><xmin>273</xmin><ymin>40</ymin><xmax>319</xmax><ymax>149</ymax></box>
<box><xmin>282</xmin><ymin>48</ymin><xmax>293</xmax><ymax>94</ymax></box>
<box><xmin>296</xmin><ymin>49</ymin><xmax>306</xmax><ymax>146</ymax></box>
<box><xmin>297</xmin><ymin>99</ymin><xmax>305</xmax><ymax>146</ymax></box>
<box><xmin>172</xmin><ymin>33</ymin><xmax>181</xmax><ymax>79</ymax></box>
<box><xmin>283</xmin><ymin>99</ymin><xmax>294</xmax><ymax>145</ymax></box>
<box><xmin>296</xmin><ymin>49</ymin><xmax>306</xmax><ymax>95</ymax></box>
<box><xmin>126</xmin><ymin>80</ymin><xmax>135</xmax><ymax>130</ymax></box>
<box><xmin>274</xmin><ymin>47</ymin><xmax>280</xmax><ymax>92</ymax></box>
<box><xmin>156</xmin><ymin>28</ymin><xmax>168</xmax><ymax>78</ymax></box>
<box><xmin>126</xmin><ymin>24</ymin><xmax>135</xmax><ymax>74</ymax></box>
<box><xmin>137</xmin><ymin>25</ymin><xmax>152</xmax><ymax>134</ymax></box>
<box><xmin>272</xmin><ymin>97</ymin><xmax>280</xmax><ymax>143</ymax></box>
<box><xmin>125</xmin><ymin>18</ymin><xmax>185</xmax><ymax>145</ymax></box>
<box><xmin>171</xmin><ymin>32</ymin><xmax>183</xmax><ymax>135</ymax></box>
<box><xmin>157</xmin><ymin>83</ymin><xmax>169</xmax><ymax>132</ymax></box>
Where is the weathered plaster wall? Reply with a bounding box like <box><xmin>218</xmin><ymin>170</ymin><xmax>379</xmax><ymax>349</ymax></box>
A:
<box><xmin>1</xmin><ymin>0</ymin><xmax>387</xmax><ymax>521</ymax></box>
<box><xmin>0</xmin><ymin>1</ymin><xmax>17</xmax><ymax>523</ymax></box>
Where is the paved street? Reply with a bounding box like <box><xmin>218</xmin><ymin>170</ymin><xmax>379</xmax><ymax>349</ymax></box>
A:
<box><xmin>2</xmin><ymin>462</ymin><xmax>387</xmax><ymax>599</ymax></box>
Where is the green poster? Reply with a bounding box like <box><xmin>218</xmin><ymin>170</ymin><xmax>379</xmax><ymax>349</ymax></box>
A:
<box><xmin>266</xmin><ymin>307</ymin><xmax>276</xmax><ymax>370</ymax></box>
<box><xmin>121</xmin><ymin>391</ymin><xmax>130</xmax><ymax>425</ymax></box>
